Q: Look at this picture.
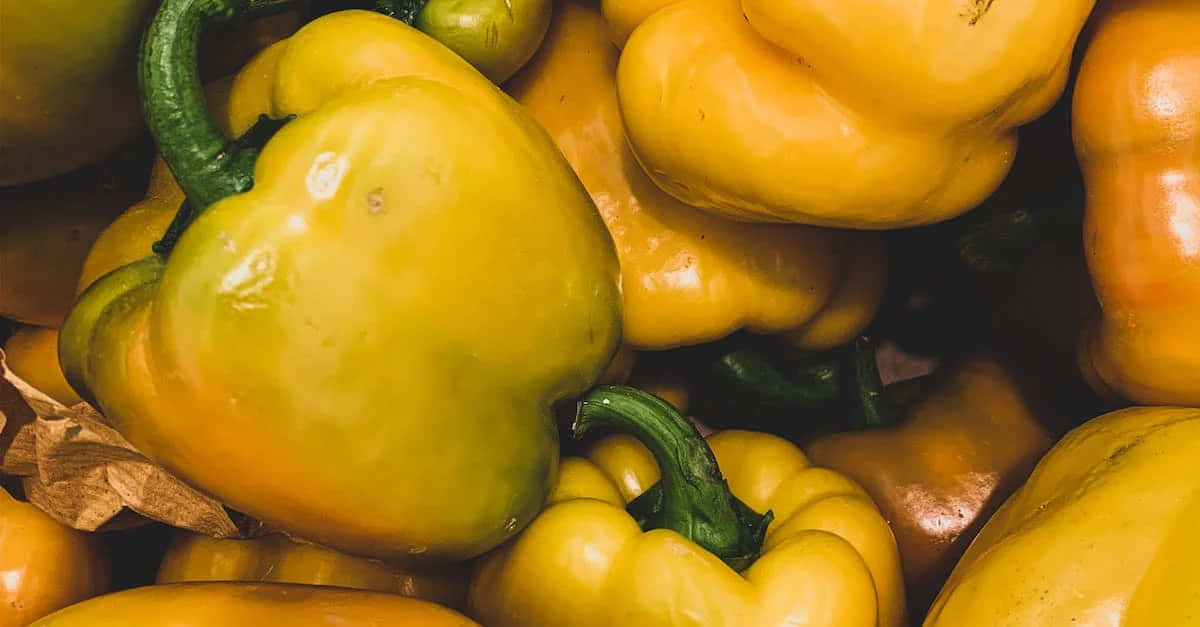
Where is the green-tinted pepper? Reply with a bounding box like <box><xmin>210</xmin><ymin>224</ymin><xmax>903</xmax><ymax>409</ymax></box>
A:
<box><xmin>60</xmin><ymin>0</ymin><xmax>620</xmax><ymax>564</ymax></box>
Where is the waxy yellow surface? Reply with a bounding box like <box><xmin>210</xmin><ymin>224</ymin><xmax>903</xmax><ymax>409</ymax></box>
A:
<box><xmin>609</xmin><ymin>0</ymin><xmax>1096</xmax><ymax>228</ymax></box>
<box><xmin>469</xmin><ymin>431</ymin><xmax>907</xmax><ymax>627</ymax></box>
<box><xmin>31</xmin><ymin>582</ymin><xmax>478</xmax><ymax>626</ymax></box>
<box><xmin>926</xmin><ymin>407</ymin><xmax>1200</xmax><ymax>625</ymax></box>
<box><xmin>66</xmin><ymin>12</ymin><xmax>621</xmax><ymax>564</ymax></box>
<box><xmin>507</xmin><ymin>0</ymin><xmax>883</xmax><ymax>350</ymax></box>
<box><xmin>1075</xmin><ymin>0</ymin><xmax>1200</xmax><ymax>405</ymax></box>
<box><xmin>157</xmin><ymin>531</ymin><xmax>468</xmax><ymax>609</ymax></box>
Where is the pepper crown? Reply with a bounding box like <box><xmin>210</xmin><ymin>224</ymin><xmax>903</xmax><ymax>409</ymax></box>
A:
<box><xmin>574</xmin><ymin>385</ymin><xmax>773</xmax><ymax>572</ymax></box>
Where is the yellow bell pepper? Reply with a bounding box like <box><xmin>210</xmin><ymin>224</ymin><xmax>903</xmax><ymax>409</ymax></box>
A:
<box><xmin>607</xmin><ymin>0</ymin><xmax>1097</xmax><ymax>228</ymax></box>
<box><xmin>1074</xmin><ymin>0</ymin><xmax>1200</xmax><ymax>405</ymax></box>
<box><xmin>59</xmin><ymin>4</ymin><xmax>620</xmax><ymax>565</ymax></box>
<box><xmin>469</xmin><ymin>385</ymin><xmax>907</xmax><ymax>627</ymax></box>
<box><xmin>4</xmin><ymin>326</ymin><xmax>82</xmax><ymax>406</ymax></box>
<box><xmin>157</xmin><ymin>531</ymin><xmax>469</xmax><ymax>609</ymax></box>
<box><xmin>925</xmin><ymin>406</ymin><xmax>1200</xmax><ymax>625</ymax></box>
<box><xmin>506</xmin><ymin>0</ymin><xmax>885</xmax><ymax>350</ymax></box>
<box><xmin>0</xmin><ymin>487</ymin><xmax>110</xmax><ymax>627</ymax></box>
<box><xmin>30</xmin><ymin>582</ymin><xmax>478</xmax><ymax>626</ymax></box>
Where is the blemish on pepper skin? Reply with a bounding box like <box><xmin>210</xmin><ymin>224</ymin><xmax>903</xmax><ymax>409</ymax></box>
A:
<box><xmin>366</xmin><ymin>188</ymin><xmax>387</xmax><ymax>215</ymax></box>
<box><xmin>487</xmin><ymin>22</ymin><xmax>500</xmax><ymax>49</ymax></box>
<box><xmin>964</xmin><ymin>0</ymin><xmax>996</xmax><ymax>26</ymax></box>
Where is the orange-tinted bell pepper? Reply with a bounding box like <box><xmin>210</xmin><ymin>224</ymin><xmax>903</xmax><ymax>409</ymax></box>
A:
<box><xmin>0</xmin><ymin>486</ymin><xmax>110</xmax><ymax>627</ymax></box>
<box><xmin>506</xmin><ymin>0</ymin><xmax>884</xmax><ymax>350</ymax></box>
<box><xmin>1075</xmin><ymin>0</ymin><xmax>1200</xmax><ymax>405</ymax></box>
<box><xmin>157</xmin><ymin>531</ymin><xmax>468</xmax><ymax>610</ymax></box>
<box><xmin>805</xmin><ymin>354</ymin><xmax>1055</xmax><ymax>614</ymax></box>
<box><xmin>30</xmin><ymin>582</ymin><xmax>477</xmax><ymax>626</ymax></box>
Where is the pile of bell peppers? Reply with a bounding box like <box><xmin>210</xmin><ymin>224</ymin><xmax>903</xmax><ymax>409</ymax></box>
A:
<box><xmin>1</xmin><ymin>0</ymin><xmax>1198</xmax><ymax>624</ymax></box>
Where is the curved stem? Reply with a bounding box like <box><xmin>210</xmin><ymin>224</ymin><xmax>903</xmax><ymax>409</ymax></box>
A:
<box><xmin>848</xmin><ymin>336</ymin><xmax>901</xmax><ymax>429</ymax></box>
<box><xmin>574</xmin><ymin>386</ymin><xmax>772</xmax><ymax>571</ymax></box>
<box><xmin>151</xmin><ymin>114</ymin><xmax>293</xmax><ymax>257</ymax></box>
<box><xmin>140</xmin><ymin>0</ymin><xmax>295</xmax><ymax>214</ymax></box>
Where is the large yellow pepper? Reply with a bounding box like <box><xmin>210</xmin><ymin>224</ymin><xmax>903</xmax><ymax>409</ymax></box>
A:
<box><xmin>606</xmin><ymin>0</ymin><xmax>1097</xmax><ymax>228</ymax></box>
<box><xmin>0</xmin><ymin>487</ymin><xmax>110</xmax><ymax>627</ymax></box>
<box><xmin>157</xmin><ymin>531</ymin><xmax>469</xmax><ymax>609</ymax></box>
<box><xmin>30</xmin><ymin>582</ymin><xmax>478</xmax><ymax>626</ymax></box>
<box><xmin>469</xmin><ymin>385</ymin><xmax>907</xmax><ymax>627</ymax></box>
<box><xmin>59</xmin><ymin>4</ymin><xmax>621</xmax><ymax>564</ymax></box>
<box><xmin>506</xmin><ymin>0</ymin><xmax>884</xmax><ymax>350</ymax></box>
<box><xmin>1074</xmin><ymin>0</ymin><xmax>1200</xmax><ymax>405</ymax></box>
<box><xmin>925</xmin><ymin>406</ymin><xmax>1200</xmax><ymax>625</ymax></box>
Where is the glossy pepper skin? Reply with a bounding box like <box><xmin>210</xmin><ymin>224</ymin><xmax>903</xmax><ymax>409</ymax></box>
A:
<box><xmin>0</xmin><ymin>487</ymin><xmax>110</xmax><ymax>627</ymax></box>
<box><xmin>805</xmin><ymin>355</ymin><xmax>1054</xmax><ymax>616</ymax></box>
<box><xmin>607</xmin><ymin>0</ymin><xmax>1096</xmax><ymax>228</ymax></box>
<box><xmin>469</xmin><ymin>387</ymin><xmax>907</xmax><ymax>627</ymax></box>
<box><xmin>0</xmin><ymin>0</ymin><xmax>156</xmax><ymax>185</ymax></box>
<box><xmin>31</xmin><ymin>582</ymin><xmax>478</xmax><ymax>626</ymax></box>
<box><xmin>506</xmin><ymin>0</ymin><xmax>885</xmax><ymax>350</ymax></box>
<box><xmin>157</xmin><ymin>531</ymin><xmax>469</xmax><ymax>609</ymax></box>
<box><xmin>60</xmin><ymin>6</ymin><xmax>621</xmax><ymax>563</ymax></box>
<box><xmin>925</xmin><ymin>407</ymin><xmax>1200</xmax><ymax>625</ymax></box>
<box><xmin>1075</xmin><ymin>0</ymin><xmax>1200</xmax><ymax>405</ymax></box>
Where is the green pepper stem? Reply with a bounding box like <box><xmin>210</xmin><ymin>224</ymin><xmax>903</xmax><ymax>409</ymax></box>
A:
<box><xmin>140</xmin><ymin>0</ymin><xmax>293</xmax><ymax>214</ymax></box>
<box><xmin>848</xmin><ymin>336</ymin><xmax>901</xmax><ymax>429</ymax></box>
<box><xmin>150</xmin><ymin>114</ymin><xmax>293</xmax><ymax>257</ymax></box>
<box><xmin>692</xmin><ymin>349</ymin><xmax>842</xmax><ymax>432</ymax></box>
<box><xmin>574</xmin><ymin>385</ymin><xmax>773</xmax><ymax>571</ymax></box>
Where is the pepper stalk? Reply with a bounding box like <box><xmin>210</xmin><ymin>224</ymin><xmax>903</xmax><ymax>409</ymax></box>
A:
<box><xmin>574</xmin><ymin>385</ymin><xmax>773</xmax><ymax>572</ymax></box>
